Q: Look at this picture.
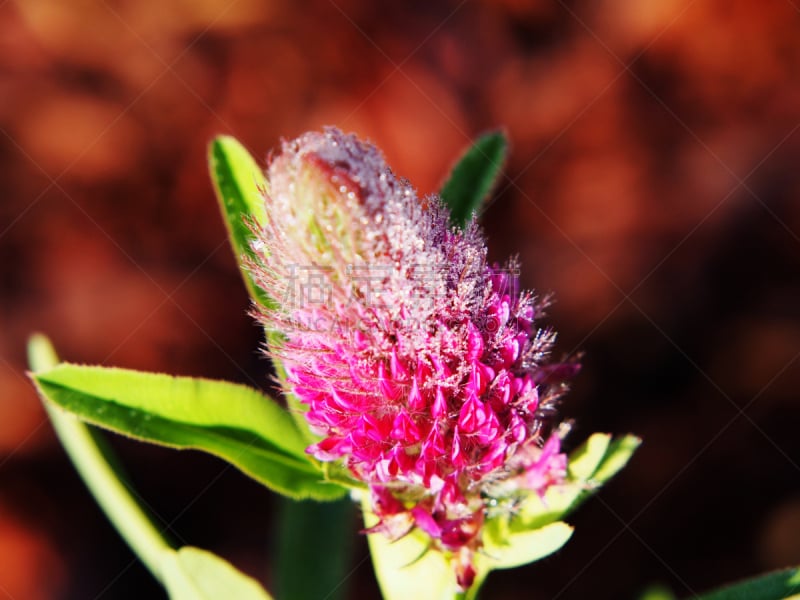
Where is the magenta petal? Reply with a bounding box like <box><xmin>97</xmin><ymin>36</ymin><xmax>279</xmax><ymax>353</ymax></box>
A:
<box><xmin>390</xmin><ymin>348</ymin><xmax>409</xmax><ymax>381</ymax></box>
<box><xmin>360</xmin><ymin>414</ymin><xmax>391</xmax><ymax>442</ymax></box>
<box><xmin>421</xmin><ymin>425</ymin><xmax>445</xmax><ymax>461</ymax></box>
<box><xmin>523</xmin><ymin>435</ymin><xmax>567</xmax><ymax>493</ymax></box>
<box><xmin>308</xmin><ymin>436</ymin><xmax>350</xmax><ymax>461</ymax></box>
<box><xmin>455</xmin><ymin>557</ymin><xmax>476</xmax><ymax>591</ymax></box>
<box><xmin>466</xmin><ymin>322</ymin><xmax>484</xmax><ymax>361</ymax></box>
<box><xmin>408</xmin><ymin>376</ymin><xmax>425</xmax><ymax>411</ymax></box>
<box><xmin>431</xmin><ymin>387</ymin><xmax>447</xmax><ymax>419</ymax></box>
<box><xmin>476</xmin><ymin>408</ymin><xmax>501</xmax><ymax>444</ymax></box>
<box><xmin>411</xmin><ymin>506</ymin><xmax>442</xmax><ymax>538</ymax></box>
<box><xmin>451</xmin><ymin>427</ymin><xmax>468</xmax><ymax>467</ymax></box>
<box><xmin>391</xmin><ymin>410</ymin><xmax>421</xmax><ymax>442</ymax></box>
<box><xmin>458</xmin><ymin>395</ymin><xmax>488</xmax><ymax>433</ymax></box>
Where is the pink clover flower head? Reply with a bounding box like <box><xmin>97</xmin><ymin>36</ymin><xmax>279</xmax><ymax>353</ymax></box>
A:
<box><xmin>250</xmin><ymin>127</ymin><xmax>578</xmax><ymax>589</ymax></box>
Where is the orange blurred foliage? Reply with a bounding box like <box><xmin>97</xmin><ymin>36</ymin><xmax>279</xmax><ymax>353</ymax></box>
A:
<box><xmin>1</xmin><ymin>0</ymin><xmax>799</xmax><ymax>598</ymax></box>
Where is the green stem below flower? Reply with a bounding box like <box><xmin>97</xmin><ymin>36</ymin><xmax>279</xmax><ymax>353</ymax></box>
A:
<box><xmin>27</xmin><ymin>334</ymin><xmax>172</xmax><ymax>583</ymax></box>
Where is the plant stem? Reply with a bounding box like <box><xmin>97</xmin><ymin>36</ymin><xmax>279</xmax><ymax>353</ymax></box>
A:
<box><xmin>274</xmin><ymin>497</ymin><xmax>354</xmax><ymax>600</ymax></box>
<box><xmin>28</xmin><ymin>334</ymin><xmax>172</xmax><ymax>582</ymax></box>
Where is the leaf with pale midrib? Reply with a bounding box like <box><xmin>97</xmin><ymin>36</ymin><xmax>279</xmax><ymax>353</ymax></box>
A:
<box><xmin>33</xmin><ymin>364</ymin><xmax>347</xmax><ymax>501</ymax></box>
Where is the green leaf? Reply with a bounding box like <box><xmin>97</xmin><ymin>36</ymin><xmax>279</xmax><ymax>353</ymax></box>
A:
<box><xmin>694</xmin><ymin>567</ymin><xmax>800</xmax><ymax>600</ymax></box>
<box><xmin>638</xmin><ymin>584</ymin><xmax>677</xmax><ymax>600</ymax></box>
<box><xmin>568</xmin><ymin>432</ymin><xmax>612</xmax><ymax>480</ymax></box>
<box><xmin>208</xmin><ymin>136</ymin><xmax>319</xmax><ymax>446</ymax></box>
<box><xmin>208</xmin><ymin>136</ymin><xmax>273</xmax><ymax>311</ymax></box>
<box><xmin>440</xmin><ymin>131</ymin><xmax>508</xmax><ymax>229</ymax></box>
<box><xmin>32</xmin><ymin>364</ymin><xmax>348</xmax><ymax>501</ymax></box>
<box><xmin>592</xmin><ymin>434</ymin><xmax>642</xmax><ymax>483</ymax></box>
<box><xmin>362</xmin><ymin>497</ymin><xmax>456</xmax><ymax>600</ymax></box>
<box><xmin>28</xmin><ymin>336</ymin><xmax>174</xmax><ymax>581</ymax></box>
<box><xmin>512</xmin><ymin>433</ymin><xmax>641</xmax><ymax>532</ymax></box>
<box><xmin>480</xmin><ymin>521</ymin><xmax>573</xmax><ymax>571</ymax></box>
<box><xmin>467</xmin><ymin>521</ymin><xmax>574</xmax><ymax>600</ymax></box>
<box><xmin>162</xmin><ymin>546</ymin><xmax>273</xmax><ymax>600</ymax></box>
<box><xmin>30</xmin><ymin>336</ymin><xmax>276</xmax><ymax>599</ymax></box>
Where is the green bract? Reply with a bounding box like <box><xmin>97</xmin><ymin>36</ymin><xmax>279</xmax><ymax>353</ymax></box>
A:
<box><xmin>209</xmin><ymin>136</ymin><xmax>272</xmax><ymax>310</ymax></box>
<box><xmin>441</xmin><ymin>130</ymin><xmax>508</xmax><ymax>228</ymax></box>
<box><xmin>364</xmin><ymin>433</ymin><xmax>641</xmax><ymax>600</ymax></box>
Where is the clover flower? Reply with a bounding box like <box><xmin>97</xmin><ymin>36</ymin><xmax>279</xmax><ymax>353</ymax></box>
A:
<box><xmin>250</xmin><ymin>128</ymin><xmax>577</xmax><ymax>589</ymax></box>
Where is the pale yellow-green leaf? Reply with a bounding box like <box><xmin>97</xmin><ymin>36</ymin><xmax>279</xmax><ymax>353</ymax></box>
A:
<box><xmin>512</xmin><ymin>432</ymin><xmax>640</xmax><ymax>532</ymax></box>
<box><xmin>362</xmin><ymin>499</ymin><xmax>455</xmax><ymax>600</ymax></box>
<box><xmin>592</xmin><ymin>434</ymin><xmax>641</xmax><ymax>483</ymax></box>
<box><xmin>478</xmin><ymin>521</ymin><xmax>574</xmax><ymax>571</ymax></box>
<box><xmin>162</xmin><ymin>547</ymin><xmax>273</xmax><ymax>600</ymax></box>
<box><xmin>568</xmin><ymin>432</ymin><xmax>612</xmax><ymax>480</ymax></box>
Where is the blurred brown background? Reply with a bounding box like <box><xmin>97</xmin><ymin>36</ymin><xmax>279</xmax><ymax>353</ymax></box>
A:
<box><xmin>1</xmin><ymin>0</ymin><xmax>800</xmax><ymax>598</ymax></box>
